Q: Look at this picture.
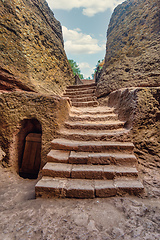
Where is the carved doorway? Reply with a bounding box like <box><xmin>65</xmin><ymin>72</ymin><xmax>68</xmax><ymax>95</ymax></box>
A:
<box><xmin>18</xmin><ymin>119</ymin><xmax>42</xmax><ymax>179</ymax></box>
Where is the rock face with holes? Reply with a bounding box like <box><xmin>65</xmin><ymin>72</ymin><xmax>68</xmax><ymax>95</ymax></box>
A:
<box><xmin>0</xmin><ymin>0</ymin><xmax>74</xmax><ymax>95</ymax></box>
<box><xmin>35</xmin><ymin>84</ymin><xmax>144</xmax><ymax>198</ymax></box>
<box><xmin>96</xmin><ymin>0</ymin><xmax>160</xmax><ymax>97</ymax></box>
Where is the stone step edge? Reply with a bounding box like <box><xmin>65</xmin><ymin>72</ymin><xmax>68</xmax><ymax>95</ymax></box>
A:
<box><xmin>47</xmin><ymin>150</ymin><xmax>137</xmax><ymax>165</ymax></box>
<box><xmin>68</xmin><ymin>114</ymin><xmax>118</xmax><ymax>122</ymax></box>
<box><xmin>51</xmin><ymin>139</ymin><xmax>134</xmax><ymax>152</ymax></box>
<box><xmin>71</xmin><ymin>97</ymin><xmax>97</xmax><ymax>103</ymax></box>
<box><xmin>65</xmin><ymin>87</ymin><xmax>96</xmax><ymax>92</ymax></box>
<box><xmin>64</xmin><ymin>121</ymin><xmax>124</xmax><ymax>130</ymax></box>
<box><xmin>58</xmin><ymin>130</ymin><xmax>130</xmax><ymax>143</ymax></box>
<box><xmin>72</xmin><ymin>100</ymin><xmax>98</xmax><ymax>104</ymax></box>
<box><xmin>69</xmin><ymin>113</ymin><xmax>117</xmax><ymax>118</ymax></box>
<box><xmin>70</xmin><ymin>109</ymin><xmax>115</xmax><ymax>116</ymax></box>
<box><xmin>72</xmin><ymin>103</ymin><xmax>99</xmax><ymax>108</ymax></box>
<box><xmin>59</xmin><ymin>128</ymin><xmax>127</xmax><ymax>135</ymax></box>
<box><xmin>71</xmin><ymin>95</ymin><xmax>96</xmax><ymax>99</ymax></box>
<box><xmin>35</xmin><ymin>177</ymin><xmax>144</xmax><ymax>198</ymax></box>
<box><xmin>42</xmin><ymin>162</ymin><xmax>139</xmax><ymax>179</ymax></box>
<box><xmin>64</xmin><ymin>90</ymin><xmax>96</xmax><ymax>96</ymax></box>
<box><xmin>64</xmin><ymin>93</ymin><xmax>96</xmax><ymax>98</ymax></box>
<box><xmin>65</xmin><ymin>121</ymin><xmax>124</xmax><ymax>126</ymax></box>
<box><xmin>66</xmin><ymin>83</ymin><xmax>97</xmax><ymax>89</ymax></box>
<box><xmin>65</xmin><ymin>88</ymin><xmax>96</xmax><ymax>94</ymax></box>
<box><xmin>72</xmin><ymin>101</ymin><xmax>99</xmax><ymax>107</ymax></box>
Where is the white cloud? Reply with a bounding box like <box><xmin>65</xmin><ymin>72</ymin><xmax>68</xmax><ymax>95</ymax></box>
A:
<box><xmin>78</xmin><ymin>62</ymin><xmax>94</xmax><ymax>78</ymax></box>
<box><xmin>46</xmin><ymin>0</ymin><xmax>124</xmax><ymax>16</ymax></box>
<box><xmin>74</xmin><ymin>28</ymin><xmax>81</xmax><ymax>32</ymax></box>
<box><xmin>62</xmin><ymin>26</ymin><xmax>105</xmax><ymax>55</ymax></box>
<box><xmin>78</xmin><ymin>62</ymin><xmax>90</xmax><ymax>69</ymax></box>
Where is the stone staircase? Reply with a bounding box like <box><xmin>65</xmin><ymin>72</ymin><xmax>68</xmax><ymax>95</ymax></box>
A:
<box><xmin>63</xmin><ymin>83</ymin><xmax>98</xmax><ymax>107</ymax></box>
<box><xmin>35</xmin><ymin>83</ymin><xmax>144</xmax><ymax>198</ymax></box>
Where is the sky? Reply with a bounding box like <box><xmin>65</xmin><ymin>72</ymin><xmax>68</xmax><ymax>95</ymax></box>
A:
<box><xmin>46</xmin><ymin>0</ymin><xmax>124</xmax><ymax>78</ymax></box>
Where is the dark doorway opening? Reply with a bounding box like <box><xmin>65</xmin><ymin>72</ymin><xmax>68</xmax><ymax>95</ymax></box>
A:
<box><xmin>18</xmin><ymin>118</ymin><xmax>42</xmax><ymax>179</ymax></box>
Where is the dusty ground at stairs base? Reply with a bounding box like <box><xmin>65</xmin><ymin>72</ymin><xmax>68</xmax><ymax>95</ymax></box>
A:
<box><xmin>0</xmin><ymin>166</ymin><xmax>160</xmax><ymax>240</ymax></box>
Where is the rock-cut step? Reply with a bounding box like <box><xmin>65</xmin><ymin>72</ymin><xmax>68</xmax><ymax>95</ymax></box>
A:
<box><xmin>42</xmin><ymin>162</ymin><xmax>139</xmax><ymax>179</ymax></box>
<box><xmin>69</xmin><ymin>113</ymin><xmax>118</xmax><ymax>122</ymax></box>
<box><xmin>51</xmin><ymin>138</ymin><xmax>134</xmax><ymax>153</ymax></box>
<box><xmin>35</xmin><ymin>177</ymin><xmax>144</xmax><ymax>198</ymax></box>
<box><xmin>59</xmin><ymin>128</ymin><xmax>130</xmax><ymax>142</ymax></box>
<box><xmin>47</xmin><ymin>149</ymin><xmax>137</xmax><ymax>166</ymax></box>
<box><xmin>71</xmin><ymin>96</ymin><xmax>96</xmax><ymax>103</ymax></box>
<box><xmin>72</xmin><ymin>100</ymin><xmax>98</xmax><ymax>107</ymax></box>
<box><xmin>64</xmin><ymin>88</ymin><xmax>96</xmax><ymax>96</ymax></box>
<box><xmin>66</xmin><ymin>83</ymin><xmax>96</xmax><ymax>90</ymax></box>
<box><xmin>64</xmin><ymin>93</ymin><xmax>96</xmax><ymax>99</ymax></box>
<box><xmin>64</xmin><ymin>121</ymin><xmax>124</xmax><ymax>130</ymax></box>
<box><xmin>47</xmin><ymin>150</ymin><xmax>70</xmax><ymax>164</ymax></box>
<box><xmin>69</xmin><ymin>151</ymin><xmax>137</xmax><ymax>166</ymax></box>
<box><xmin>70</xmin><ymin>106</ymin><xmax>115</xmax><ymax>115</ymax></box>
<box><xmin>65</xmin><ymin>86</ymin><xmax>96</xmax><ymax>93</ymax></box>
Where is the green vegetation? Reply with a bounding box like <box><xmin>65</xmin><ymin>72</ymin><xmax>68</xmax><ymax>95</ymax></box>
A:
<box><xmin>68</xmin><ymin>59</ymin><xmax>84</xmax><ymax>79</ymax></box>
<box><xmin>92</xmin><ymin>59</ymin><xmax>104</xmax><ymax>79</ymax></box>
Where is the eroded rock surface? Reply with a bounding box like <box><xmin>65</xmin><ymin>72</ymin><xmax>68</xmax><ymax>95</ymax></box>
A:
<box><xmin>108</xmin><ymin>87</ymin><xmax>160</xmax><ymax>197</ymax></box>
<box><xmin>0</xmin><ymin>147</ymin><xmax>6</xmax><ymax>161</ymax></box>
<box><xmin>0</xmin><ymin>92</ymin><xmax>70</xmax><ymax>171</ymax></box>
<box><xmin>0</xmin><ymin>0</ymin><xmax>74</xmax><ymax>95</ymax></box>
<box><xmin>97</xmin><ymin>0</ymin><xmax>160</xmax><ymax>97</ymax></box>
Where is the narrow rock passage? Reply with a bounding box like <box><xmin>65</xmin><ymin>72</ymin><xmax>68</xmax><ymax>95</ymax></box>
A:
<box><xmin>35</xmin><ymin>83</ymin><xmax>144</xmax><ymax>198</ymax></box>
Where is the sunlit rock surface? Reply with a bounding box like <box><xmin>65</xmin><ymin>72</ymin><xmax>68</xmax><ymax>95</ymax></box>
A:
<box><xmin>97</xmin><ymin>0</ymin><xmax>160</xmax><ymax>97</ymax></box>
<box><xmin>0</xmin><ymin>0</ymin><xmax>74</xmax><ymax>95</ymax></box>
